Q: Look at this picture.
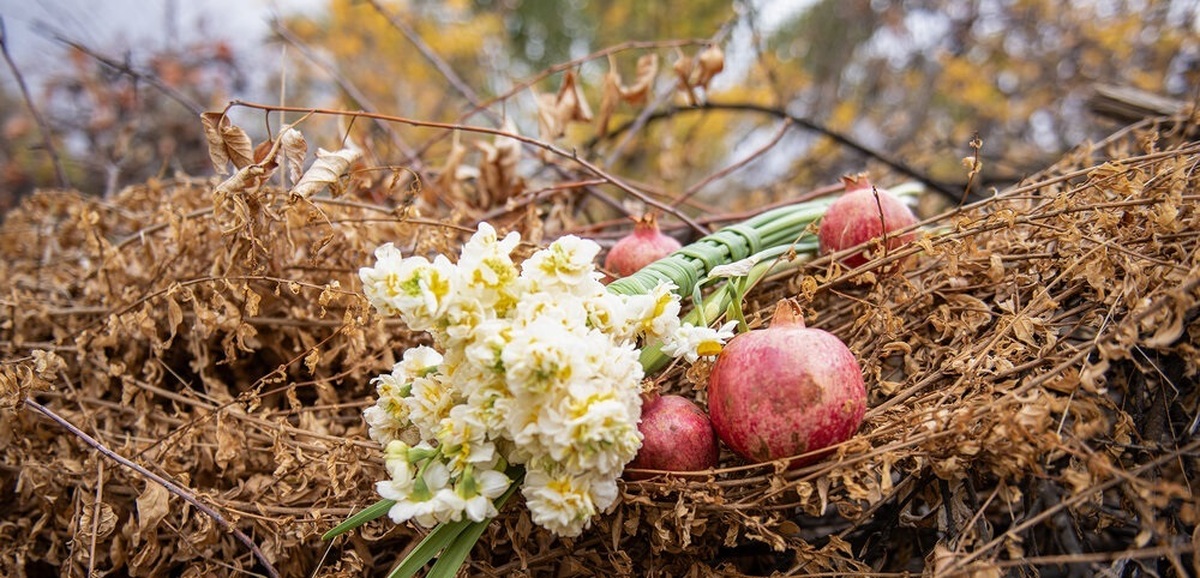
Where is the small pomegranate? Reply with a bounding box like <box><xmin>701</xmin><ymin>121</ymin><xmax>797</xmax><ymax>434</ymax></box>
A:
<box><xmin>604</xmin><ymin>213</ymin><xmax>682</xmax><ymax>278</ymax></box>
<box><xmin>626</xmin><ymin>393</ymin><xmax>720</xmax><ymax>479</ymax></box>
<box><xmin>707</xmin><ymin>300</ymin><xmax>866</xmax><ymax>467</ymax></box>
<box><xmin>817</xmin><ymin>173</ymin><xmax>918</xmax><ymax>270</ymax></box>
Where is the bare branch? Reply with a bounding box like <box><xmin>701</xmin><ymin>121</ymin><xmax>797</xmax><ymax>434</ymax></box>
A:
<box><xmin>270</xmin><ymin>18</ymin><xmax>424</xmax><ymax>171</ymax></box>
<box><xmin>366</xmin><ymin>0</ymin><xmax>484</xmax><ymax>108</ymax></box>
<box><xmin>0</xmin><ymin>16</ymin><xmax>70</xmax><ymax>188</ymax></box>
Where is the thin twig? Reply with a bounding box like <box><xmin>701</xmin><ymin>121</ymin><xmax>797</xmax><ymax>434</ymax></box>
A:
<box><xmin>409</xmin><ymin>37</ymin><xmax>714</xmax><ymax>162</ymax></box>
<box><xmin>961</xmin><ymin>133</ymin><xmax>983</xmax><ymax>207</ymax></box>
<box><xmin>673</xmin><ymin>118</ymin><xmax>792</xmax><ymax>208</ymax></box>
<box><xmin>88</xmin><ymin>461</ymin><xmax>104</xmax><ymax>577</ymax></box>
<box><xmin>0</xmin><ymin>16</ymin><xmax>70</xmax><ymax>188</ymax></box>
<box><xmin>24</xmin><ymin>399</ymin><xmax>281</xmax><ymax>578</ymax></box>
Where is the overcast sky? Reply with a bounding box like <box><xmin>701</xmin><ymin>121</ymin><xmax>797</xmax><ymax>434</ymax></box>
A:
<box><xmin>1</xmin><ymin>0</ymin><xmax>324</xmax><ymax>92</ymax></box>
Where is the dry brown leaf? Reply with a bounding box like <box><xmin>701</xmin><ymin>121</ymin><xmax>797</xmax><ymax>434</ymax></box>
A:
<box><xmin>31</xmin><ymin>349</ymin><xmax>66</xmax><ymax>379</ymax></box>
<box><xmin>476</xmin><ymin>118</ymin><xmax>524</xmax><ymax>206</ymax></box>
<box><xmin>278</xmin><ymin>127</ymin><xmax>308</xmax><ymax>183</ymax></box>
<box><xmin>215</xmin><ymin>414</ymin><xmax>245</xmax><ymax>471</ymax></box>
<box><xmin>136</xmin><ymin>482</ymin><xmax>170</xmax><ymax>535</ymax></box>
<box><xmin>536</xmin><ymin>70</ymin><xmax>593</xmax><ymax>140</ymax></box>
<box><xmin>597</xmin><ymin>54</ymin><xmax>661</xmax><ymax>138</ymax></box>
<box><xmin>557</xmin><ymin>69</ymin><xmax>593</xmax><ymax>123</ymax></box>
<box><xmin>621</xmin><ymin>53</ymin><xmax>659</xmax><ymax>105</ymax></box>
<box><xmin>434</xmin><ymin>131</ymin><xmax>469</xmax><ymax>204</ymax></box>
<box><xmin>79</xmin><ymin>499</ymin><xmax>118</xmax><ymax>541</ymax></box>
<box><xmin>672</xmin><ymin>49</ymin><xmax>697</xmax><ymax>105</ymax></box>
<box><xmin>596</xmin><ymin>56</ymin><xmax>623</xmax><ymax>138</ymax></box>
<box><xmin>694</xmin><ymin>44</ymin><xmax>725</xmax><ymax>90</ymax></box>
<box><xmin>291</xmin><ymin>147</ymin><xmax>361</xmax><ymax>200</ymax></box>
<box><xmin>200</xmin><ymin>112</ymin><xmax>254</xmax><ymax>175</ymax></box>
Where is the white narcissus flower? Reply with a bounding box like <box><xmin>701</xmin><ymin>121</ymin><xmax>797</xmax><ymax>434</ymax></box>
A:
<box><xmin>363</xmin><ymin>403</ymin><xmax>405</xmax><ymax>445</ymax></box>
<box><xmin>660</xmin><ymin>320</ymin><xmax>739</xmax><ymax>363</ymax></box>
<box><xmin>626</xmin><ymin>282</ymin><xmax>683</xmax><ymax>339</ymax></box>
<box><xmin>494</xmin><ymin>390</ymin><xmax>548</xmax><ymax>456</ymax></box>
<box><xmin>462</xmin><ymin>319</ymin><xmax>510</xmax><ymax>375</ymax></box>
<box><xmin>397</xmin><ymin>346</ymin><xmax>444</xmax><ymax>377</ymax></box>
<box><xmin>554</xmin><ymin>389</ymin><xmax>643</xmax><ymax>476</ymax></box>
<box><xmin>436</xmin><ymin>404</ymin><xmax>497</xmax><ymax>473</ymax></box>
<box><xmin>363</xmin><ymin>223</ymin><xmax>693</xmax><ymax>539</ymax></box>
<box><xmin>459</xmin><ymin>468</ymin><xmax>511</xmax><ymax>522</ymax></box>
<box><xmin>581</xmin><ymin>292</ymin><xmax>636</xmax><ymax>343</ymax></box>
<box><xmin>383</xmin><ymin>458</ymin><xmax>468</xmax><ymax>527</ymax></box>
<box><xmin>441</xmin><ymin>295</ymin><xmax>491</xmax><ymax>347</ymax></box>
<box><xmin>359</xmin><ymin>244</ymin><xmax>457</xmax><ymax>332</ymax></box>
<box><xmin>358</xmin><ymin>243</ymin><xmax>407</xmax><ymax>317</ymax></box>
<box><xmin>501</xmin><ymin>318</ymin><xmax>588</xmax><ymax>395</ymax></box>
<box><xmin>405</xmin><ymin>373</ymin><xmax>460</xmax><ymax>440</ymax></box>
<box><xmin>379</xmin><ymin>440</ymin><xmax>417</xmax><ymax>491</ymax></box>
<box><xmin>522</xmin><ymin>235</ymin><xmax>605</xmax><ymax>296</ymax></box>
<box><xmin>364</xmin><ymin>346</ymin><xmax>442</xmax><ymax>445</ymax></box>
<box><xmin>521</xmin><ymin>466</ymin><xmax>599</xmax><ymax>538</ymax></box>
<box><xmin>458</xmin><ymin>223</ymin><xmax>522</xmax><ymax>313</ymax></box>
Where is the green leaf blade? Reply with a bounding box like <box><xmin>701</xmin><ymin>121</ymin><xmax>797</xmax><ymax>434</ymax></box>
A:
<box><xmin>322</xmin><ymin>499</ymin><xmax>396</xmax><ymax>541</ymax></box>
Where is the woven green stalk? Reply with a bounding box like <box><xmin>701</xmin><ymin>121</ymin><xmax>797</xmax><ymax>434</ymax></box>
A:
<box><xmin>606</xmin><ymin>198</ymin><xmax>834</xmax><ymax>298</ymax></box>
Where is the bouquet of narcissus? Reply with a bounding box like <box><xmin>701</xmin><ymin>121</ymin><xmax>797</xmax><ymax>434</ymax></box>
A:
<box><xmin>336</xmin><ymin>223</ymin><xmax>734</xmax><ymax>577</ymax></box>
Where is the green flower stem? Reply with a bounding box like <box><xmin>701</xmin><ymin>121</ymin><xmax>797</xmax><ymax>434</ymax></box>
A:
<box><xmin>425</xmin><ymin>480</ymin><xmax>522</xmax><ymax>578</ymax></box>
<box><xmin>386</xmin><ymin>466</ymin><xmax>525</xmax><ymax>578</ymax></box>
<box><xmin>386</xmin><ymin>518</ymin><xmax>474</xmax><ymax>578</ymax></box>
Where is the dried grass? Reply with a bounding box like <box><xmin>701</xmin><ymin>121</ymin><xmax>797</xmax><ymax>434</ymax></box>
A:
<box><xmin>2</xmin><ymin>114</ymin><xmax>1198</xmax><ymax>577</ymax></box>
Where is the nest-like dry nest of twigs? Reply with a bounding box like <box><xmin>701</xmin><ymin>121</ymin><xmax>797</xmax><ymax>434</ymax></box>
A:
<box><xmin>2</xmin><ymin>113</ymin><xmax>1199</xmax><ymax>577</ymax></box>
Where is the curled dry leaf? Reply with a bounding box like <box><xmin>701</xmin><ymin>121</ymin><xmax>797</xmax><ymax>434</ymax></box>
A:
<box><xmin>673</xmin><ymin>46</ymin><xmax>724</xmax><ymax>105</ymax></box>
<box><xmin>695</xmin><ymin>45</ymin><xmax>725</xmax><ymax>90</ymax></box>
<box><xmin>290</xmin><ymin>147</ymin><xmax>361</xmax><ymax>200</ymax></box>
<box><xmin>622</xmin><ymin>53</ymin><xmax>659</xmax><ymax>105</ymax></box>
<box><xmin>278</xmin><ymin>127</ymin><xmax>308</xmax><ymax>183</ymax></box>
<box><xmin>597</xmin><ymin>56</ymin><xmax>623</xmax><ymax>138</ymax></box>
<box><xmin>434</xmin><ymin>130</ymin><xmax>469</xmax><ymax>205</ymax></box>
<box><xmin>79</xmin><ymin>499</ymin><xmax>118</xmax><ymax>541</ymax></box>
<box><xmin>536</xmin><ymin>69</ymin><xmax>593</xmax><ymax>140</ymax></box>
<box><xmin>136</xmin><ymin>482</ymin><xmax>171</xmax><ymax>536</ymax></box>
<box><xmin>200</xmin><ymin>112</ymin><xmax>254</xmax><ymax>175</ymax></box>
<box><xmin>672</xmin><ymin>50</ymin><xmax>697</xmax><ymax>105</ymax></box>
<box><xmin>597</xmin><ymin>54</ymin><xmax>661</xmax><ymax>137</ymax></box>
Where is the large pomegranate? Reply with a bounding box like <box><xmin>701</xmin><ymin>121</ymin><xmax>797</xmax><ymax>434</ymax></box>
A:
<box><xmin>707</xmin><ymin>300</ymin><xmax>866</xmax><ymax>467</ymax></box>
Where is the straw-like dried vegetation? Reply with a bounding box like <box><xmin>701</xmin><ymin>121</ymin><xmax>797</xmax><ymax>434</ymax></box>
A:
<box><xmin>1</xmin><ymin>105</ymin><xmax>1198</xmax><ymax>577</ymax></box>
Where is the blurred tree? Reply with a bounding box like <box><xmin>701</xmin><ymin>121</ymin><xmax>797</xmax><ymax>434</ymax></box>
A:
<box><xmin>3</xmin><ymin>0</ymin><xmax>1196</xmax><ymax>206</ymax></box>
<box><xmin>276</xmin><ymin>0</ymin><xmax>1195</xmax><ymax>206</ymax></box>
<box><xmin>760</xmin><ymin>0</ymin><xmax>1198</xmax><ymax>189</ymax></box>
<box><xmin>28</xmin><ymin>37</ymin><xmax>245</xmax><ymax>196</ymax></box>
